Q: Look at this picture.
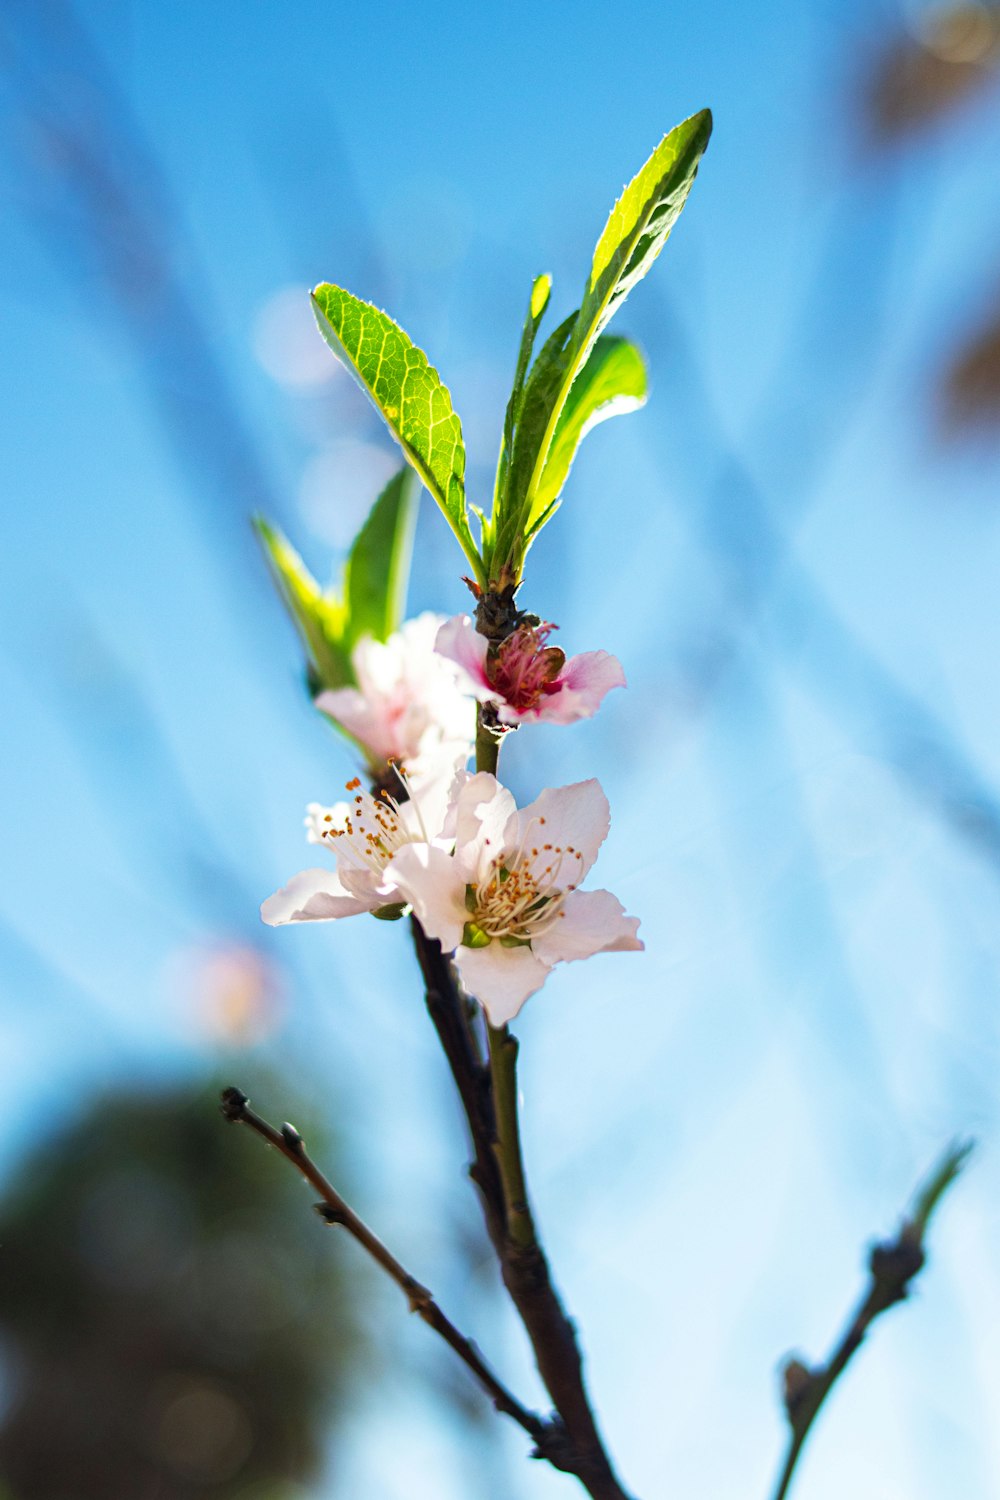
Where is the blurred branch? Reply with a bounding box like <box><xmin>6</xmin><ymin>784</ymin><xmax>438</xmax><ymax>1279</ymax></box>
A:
<box><xmin>2</xmin><ymin>0</ymin><xmax>286</xmax><ymax>552</ymax></box>
<box><xmin>861</xmin><ymin>4</ymin><xmax>1000</xmax><ymax>144</ymax></box>
<box><xmin>940</xmin><ymin>297</ymin><xmax>1000</xmax><ymax>435</ymax></box>
<box><xmin>769</xmin><ymin>1140</ymin><xmax>974</xmax><ymax>1500</ymax></box>
<box><xmin>218</xmin><ymin>1087</ymin><xmax>555</xmax><ymax>1455</ymax></box>
<box><xmin>650</xmin><ymin>281</ymin><xmax>1000</xmax><ymax>885</ymax></box>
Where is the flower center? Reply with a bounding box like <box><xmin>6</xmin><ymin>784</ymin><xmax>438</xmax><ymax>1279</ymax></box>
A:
<box><xmin>467</xmin><ymin>817</ymin><xmax>582</xmax><ymax>945</ymax></box>
<box><xmin>488</xmin><ymin>622</ymin><xmax>566</xmax><ymax>714</ymax></box>
<box><xmin>315</xmin><ymin>773</ymin><xmax>424</xmax><ymax>876</ymax></box>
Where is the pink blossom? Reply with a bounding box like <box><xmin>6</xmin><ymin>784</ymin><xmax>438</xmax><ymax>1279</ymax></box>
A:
<box><xmin>435</xmin><ymin>614</ymin><xmax>625</xmax><ymax>727</ymax></box>
<box><xmin>388</xmin><ymin>774</ymin><xmax>642</xmax><ymax>1024</ymax></box>
<box><xmin>317</xmin><ymin>612</ymin><xmax>473</xmax><ymax>779</ymax></box>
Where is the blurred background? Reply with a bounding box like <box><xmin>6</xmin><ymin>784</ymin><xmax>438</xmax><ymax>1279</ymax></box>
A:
<box><xmin>2</xmin><ymin>1</ymin><xmax>1000</xmax><ymax>1496</ymax></box>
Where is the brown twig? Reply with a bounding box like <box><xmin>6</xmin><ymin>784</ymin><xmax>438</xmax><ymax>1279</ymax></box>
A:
<box><xmin>770</xmin><ymin>1141</ymin><xmax>973</xmax><ymax>1500</ymax></box>
<box><xmin>218</xmin><ymin>1086</ymin><xmax>561</xmax><ymax>1455</ymax></box>
<box><xmin>409</xmin><ymin>917</ymin><xmax>508</xmax><ymax>1256</ymax></box>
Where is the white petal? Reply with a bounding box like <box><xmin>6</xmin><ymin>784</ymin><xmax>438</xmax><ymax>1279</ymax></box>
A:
<box><xmin>400</xmin><ymin>757</ymin><xmax>467</xmax><ymax>839</ymax></box>
<box><xmin>454</xmin><ymin>943</ymin><xmax>551</xmax><ymax>1025</ymax></box>
<box><xmin>388</xmin><ymin>843</ymin><xmax>467</xmax><ymax>950</ymax></box>
<box><xmin>451</xmin><ymin>773</ymin><xmax>519</xmax><ymax>882</ymax></box>
<box><xmin>260</xmin><ymin>867</ymin><xmax>375</xmax><ymax>925</ymax></box>
<box><xmin>516</xmin><ymin>779</ymin><xmax>610</xmax><ymax>881</ymax></box>
<box><xmin>531</xmin><ymin>888</ymin><xmax>643</xmax><ymax>965</ymax></box>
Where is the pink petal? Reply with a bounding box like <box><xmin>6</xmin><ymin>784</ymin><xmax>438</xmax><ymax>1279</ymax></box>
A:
<box><xmin>435</xmin><ymin>615</ymin><xmax>492</xmax><ymax>699</ymax></box>
<box><xmin>453</xmin><ymin>943</ymin><xmax>551</xmax><ymax>1025</ymax></box>
<box><xmin>515</xmin><ymin>650</ymin><xmax>625</xmax><ymax>726</ymax></box>
<box><xmin>261</xmin><ymin>867</ymin><xmax>375</xmax><ymax>925</ymax></box>
<box><xmin>387</xmin><ymin>843</ymin><xmax>468</xmax><ymax>951</ymax></box>
<box><xmin>315</xmin><ymin>686</ymin><xmax>389</xmax><ymax>758</ymax></box>
<box><xmin>531</xmin><ymin>888</ymin><xmax>643</xmax><ymax>966</ymax></box>
<box><xmin>516</xmin><ymin>779</ymin><xmax>611</xmax><ymax>881</ymax></box>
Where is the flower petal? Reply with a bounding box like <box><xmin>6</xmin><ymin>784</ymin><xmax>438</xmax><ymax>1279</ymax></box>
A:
<box><xmin>316</xmin><ymin>613</ymin><xmax>475</xmax><ymax>772</ymax></box>
<box><xmin>388</xmin><ymin>843</ymin><xmax>468</xmax><ymax>951</ymax></box>
<box><xmin>508</xmin><ymin>650</ymin><xmax>626</xmax><ymax>726</ymax></box>
<box><xmin>454</xmin><ymin>942</ymin><xmax>551</xmax><ymax>1025</ymax></box>
<box><xmin>435</xmin><ymin>614</ymin><xmax>492</xmax><ymax>699</ymax></box>
<box><xmin>316</xmin><ymin>685</ymin><xmax>380</xmax><ymax>750</ymax></box>
<box><xmin>261</xmin><ymin>867</ymin><xmax>375</xmax><ymax>925</ymax></box>
<box><xmin>450</xmin><ymin>772</ymin><xmax>519</xmax><ymax>882</ymax></box>
<box><xmin>531</xmin><ymin>888</ymin><xmax>643</xmax><ymax>965</ymax></box>
<box><xmin>516</xmin><ymin>779</ymin><xmax>610</xmax><ymax>881</ymax></box>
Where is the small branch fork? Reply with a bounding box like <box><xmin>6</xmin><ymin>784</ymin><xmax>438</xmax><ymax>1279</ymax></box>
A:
<box><xmin>219</xmin><ymin>1086</ymin><xmax>569</xmax><ymax>1460</ymax></box>
<box><xmin>770</xmin><ymin>1141</ymin><xmax>973</xmax><ymax>1500</ymax></box>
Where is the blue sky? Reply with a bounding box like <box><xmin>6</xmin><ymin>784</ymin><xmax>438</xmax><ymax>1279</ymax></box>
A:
<box><xmin>3</xmin><ymin>1</ymin><xmax>1000</xmax><ymax>1496</ymax></box>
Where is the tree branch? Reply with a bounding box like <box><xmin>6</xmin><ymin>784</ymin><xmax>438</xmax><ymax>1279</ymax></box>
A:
<box><xmin>770</xmin><ymin>1140</ymin><xmax>973</xmax><ymax>1500</ymax></box>
<box><xmin>409</xmin><ymin>916</ymin><xmax>508</xmax><ymax>1256</ymax></box>
<box><xmin>218</xmin><ymin>1085</ymin><xmax>554</xmax><ymax>1455</ymax></box>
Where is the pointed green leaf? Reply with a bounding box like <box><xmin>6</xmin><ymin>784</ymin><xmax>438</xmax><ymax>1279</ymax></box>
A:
<box><xmin>528</xmin><ymin>335</ymin><xmax>647</xmax><ymax>533</ymax></box>
<box><xmin>343</xmin><ymin>467</ymin><xmax>418</xmax><ymax>648</ymax></box>
<box><xmin>254</xmin><ymin>517</ymin><xmax>352</xmax><ymax>691</ymax></box>
<box><xmin>490</xmin><ymin>309</ymin><xmax>577</xmax><ymax>577</ymax></box>
<box><xmin>486</xmin><ymin>273</ymin><xmax>554</xmax><ymax>577</ymax></box>
<box><xmin>582</xmin><ymin>108</ymin><xmax>712</xmax><ymax>346</ymax></box>
<box><xmin>487</xmin><ymin>110</ymin><xmax>711</xmax><ymax>586</ymax></box>
<box><xmin>311</xmin><ymin>284</ymin><xmax>485</xmax><ymax>584</ymax></box>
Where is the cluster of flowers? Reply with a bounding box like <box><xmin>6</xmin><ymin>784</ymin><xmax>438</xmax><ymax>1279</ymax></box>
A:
<box><xmin>263</xmin><ymin>611</ymin><xmax>642</xmax><ymax>1025</ymax></box>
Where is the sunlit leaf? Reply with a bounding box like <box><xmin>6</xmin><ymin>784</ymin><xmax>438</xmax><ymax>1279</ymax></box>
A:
<box><xmin>582</xmin><ymin>109</ymin><xmax>712</xmax><ymax>347</ymax></box>
<box><xmin>311</xmin><ymin>285</ymin><xmax>484</xmax><ymax>583</ymax></box>
<box><xmin>529</xmin><ymin>335</ymin><xmax>647</xmax><ymax>532</ymax></box>
<box><xmin>485</xmin><ymin>111</ymin><xmax>711</xmax><ymax>585</ymax></box>
<box><xmin>254</xmin><ymin>517</ymin><xmax>352</xmax><ymax>691</ymax></box>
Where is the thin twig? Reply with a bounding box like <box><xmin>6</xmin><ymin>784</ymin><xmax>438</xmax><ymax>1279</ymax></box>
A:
<box><xmin>219</xmin><ymin>1085</ymin><xmax>551</xmax><ymax>1452</ymax></box>
<box><xmin>770</xmin><ymin>1141</ymin><xmax>973</xmax><ymax>1500</ymax></box>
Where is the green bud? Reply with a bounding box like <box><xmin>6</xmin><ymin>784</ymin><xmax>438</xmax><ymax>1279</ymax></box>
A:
<box><xmin>370</xmin><ymin>902</ymin><xmax>407</xmax><ymax>922</ymax></box>
<box><xmin>461</xmin><ymin>921</ymin><xmax>492</xmax><ymax>949</ymax></box>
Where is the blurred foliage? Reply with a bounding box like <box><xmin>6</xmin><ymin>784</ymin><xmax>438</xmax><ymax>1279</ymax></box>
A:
<box><xmin>863</xmin><ymin>2</ymin><xmax>1000</xmax><ymax>140</ymax></box>
<box><xmin>861</xmin><ymin>4</ymin><xmax>1000</xmax><ymax>443</ymax></box>
<box><xmin>940</xmin><ymin>297</ymin><xmax>1000</xmax><ymax>434</ymax></box>
<box><xmin>0</xmin><ymin>1077</ymin><xmax>359</xmax><ymax>1500</ymax></box>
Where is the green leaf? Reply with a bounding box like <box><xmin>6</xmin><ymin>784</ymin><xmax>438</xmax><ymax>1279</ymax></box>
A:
<box><xmin>487</xmin><ymin>109</ymin><xmax>711</xmax><ymax>585</ymax></box>
<box><xmin>311</xmin><ymin>284</ymin><xmax>485</xmax><ymax>584</ymax></box>
<box><xmin>528</xmin><ymin>335</ymin><xmax>647</xmax><ymax>533</ymax></box>
<box><xmin>255</xmin><ymin>467</ymin><xmax>419</xmax><ymax>701</ymax></box>
<box><xmin>253</xmin><ymin>517</ymin><xmax>352</xmax><ymax>691</ymax></box>
<box><xmin>582</xmin><ymin>108</ymin><xmax>712</xmax><ymax>346</ymax></box>
<box><xmin>486</xmin><ymin>273</ymin><xmax>554</xmax><ymax>576</ymax></box>
<box><xmin>490</xmin><ymin>309</ymin><xmax>577</xmax><ymax>578</ymax></box>
<box><xmin>343</xmin><ymin>467</ymin><xmax>418</xmax><ymax>648</ymax></box>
